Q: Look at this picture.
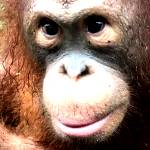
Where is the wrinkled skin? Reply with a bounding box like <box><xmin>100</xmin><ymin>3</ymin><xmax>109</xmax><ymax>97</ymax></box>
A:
<box><xmin>0</xmin><ymin>0</ymin><xmax>150</xmax><ymax>150</ymax></box>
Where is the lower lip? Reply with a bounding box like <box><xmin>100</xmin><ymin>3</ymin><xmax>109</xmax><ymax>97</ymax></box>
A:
<box><xmin>56</xmin><ymin>114</ymin><xmax>111</xmax><ymax>137</ymax></box>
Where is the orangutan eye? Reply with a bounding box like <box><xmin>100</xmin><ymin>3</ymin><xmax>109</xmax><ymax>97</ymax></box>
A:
<box><xmin>40</xmin><ymin>18</ymin><xmax>59</xmax><ymax>36</ymax></box>
<box><xmin>35</xmin><ymin>17</ymin><xmax>62</xmax><ymax>48</ymax></box>
<box><xmin>85</xmin><ymin>15</ymin><xmax>106</xmax><ymax>34</ymax></box>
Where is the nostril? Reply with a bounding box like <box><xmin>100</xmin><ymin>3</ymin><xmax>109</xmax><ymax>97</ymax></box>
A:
<box><xmin>59</xmin><ymin>64</ymin><xmax>92</xmax><ymax>79</ymax></box>
<box><xmin>59</xmin><ymin>65</ymin><xmax>67</xmax><ymax>74</ymax></box>
<box><xmin>80</xmin><ymin>65</ymin><xmax>90</xmax><ymax>77</ymax></box>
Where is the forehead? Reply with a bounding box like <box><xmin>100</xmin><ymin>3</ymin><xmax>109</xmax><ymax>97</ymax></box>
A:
<box><xmin>30</xmin><ymin>0</ymin><xmax>121</xmax><ymax>12</ymax></box>
<box><xmin>55</xmin><ymin>0</ymin><xmax>77</xmax><ymax>5</ymax></box>
<box><xmin>25</xmin><ymin>0</ymin><xmax>137</xmax><ymax>25</ymax></box>
<box><xmin>29</xmin><ymin>0</ymin><xmax>121</xmax><ymax>17</ymax></box>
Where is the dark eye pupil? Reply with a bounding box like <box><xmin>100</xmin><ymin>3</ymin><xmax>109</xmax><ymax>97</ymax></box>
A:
<box><xmin>40</xmin><ymin>18</ymin><xmax>59</xmax><ymax>36</ymax></box>
<box><xmin>43</xmin><ymin>23</ymin><xmax>58</xmax><ymax>35</ymax></box>
<box><xmin>85</xmin><ymin>16</ymin><xmax>105</xmax><ymax>34</ymax></box>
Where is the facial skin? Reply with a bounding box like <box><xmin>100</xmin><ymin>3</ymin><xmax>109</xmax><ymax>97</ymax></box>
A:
<box><xmin>0</xmin><ymin>0</ymin><xmax>150</xmax><ymax>150</ymax></box>
<box><xmin>24</xmin><ymin>0</ymin><xmax>131</xmax><ymax>142</ymax></box>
